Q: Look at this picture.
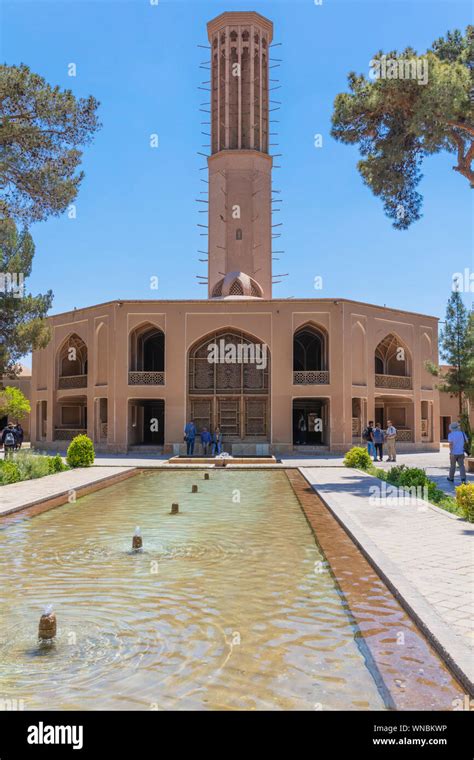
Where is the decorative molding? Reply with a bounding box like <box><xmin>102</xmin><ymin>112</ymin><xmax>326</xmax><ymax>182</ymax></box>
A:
<box><xmin>375</xmin><ymin>374</ymin><xmax>412</xmax><ymax>390</ymax></box>
<box><xmin>293</xmin><ymin>370</ymin><xmax>329</xmax><ymax>385</ymax></box>
<box><xmin>128</xmin><ymin>371</ymin><xmax>165</xmax><ymax>386</ymax></box>
<box><xmin>58</xmin><ymin>375</ymin><xmax>87</xmax><ymax>390</ymax></box>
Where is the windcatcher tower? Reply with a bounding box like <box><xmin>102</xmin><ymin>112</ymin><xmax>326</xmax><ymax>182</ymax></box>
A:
<box><xmin>206</xmin><ymin>12</ymin><xmax>273</xmax><ymax>299</ymax></box>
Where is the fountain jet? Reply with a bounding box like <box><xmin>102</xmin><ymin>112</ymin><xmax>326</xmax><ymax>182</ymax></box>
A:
<box><xmin>132</xmin><ymin>526</ymin><xmax>143</xmax><ymax>552</ymax></box>
<box><xmin>38</xmin><ymin>605</ymin><xmax>57</xmax><ymax>641</ymax></box>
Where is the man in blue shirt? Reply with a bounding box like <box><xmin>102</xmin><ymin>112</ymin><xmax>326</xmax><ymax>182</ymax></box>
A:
<box><xmin>200</xmin><ymin>427</ymin><xmax>212</xmax><ymax>456</ymax></box>
<box><xmin>447</xmin><ymin>421</ymin><xmax>468</xmax><ymax>484</ymax></box>
<box><xmin>372</xmin><ymin>423</ymin><xmax>384</xmax><ymax>462</ymax></box>
<box><xmin>184</xmin><ymin>419</ymin><xmax>197</xmax><ymax>456</ymax></box>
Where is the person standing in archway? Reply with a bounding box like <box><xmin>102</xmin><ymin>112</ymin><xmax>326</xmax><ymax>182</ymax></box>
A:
<box><xmin>212</xmin><ymin>427</ymin><xmax>223</xmax><ymax>456</ymax></box>
<box><xmin>184</xmin><ymin>419</ymin><xmax>196</xmax><ymax>456</ymax></box>
<box><xmin>298</xmin><ymin>413</ymin><xmax>307</xmax><ymax>445</ymax></box>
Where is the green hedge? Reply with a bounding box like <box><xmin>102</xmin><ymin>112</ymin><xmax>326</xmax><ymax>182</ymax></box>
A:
<box><xmin>0</xmin><ymin>451</ymin><xmax>68</xmax><ymax>485</ymax></box>
<box><xmin>385</xmin><ymin>464</ymin><xmax>446</xmax><ymax>504</ymax></box>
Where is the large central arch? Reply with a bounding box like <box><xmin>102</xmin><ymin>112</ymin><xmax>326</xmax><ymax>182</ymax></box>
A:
<box><xmin>187</xmin><ymin>328</ymin><xmax>270</xmax><ymax>442</ymax></box>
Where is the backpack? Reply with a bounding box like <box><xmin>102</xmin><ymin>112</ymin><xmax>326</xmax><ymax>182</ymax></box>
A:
<box><xmin>463</xmin><ymin>433</ymin><xmax>470</xmax><ymax>456</ymax></box>
<box><xmin>4</xmin><ymin>431</ymin><xmax>15</xmax><ymax>447</ymax></box>
<box><xmin>362</xmin><ymin>427</ymin><xmax>371</xmax><ymax>441</ymax></box>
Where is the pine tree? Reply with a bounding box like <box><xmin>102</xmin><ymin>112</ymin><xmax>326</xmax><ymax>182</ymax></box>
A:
<box><xmin>331</xmin><ymin>26</ymin><xmax>473</xmax><ymax>228</ymax></box>
<box><xmin>0</xmin><ymin>64</ymin><xmax>101</xmax><ymax>224</ymax></box>
<box><xmin>427</xmin><ymin>291</ymin><xmax>474</xmax><ymax>424</ymax></box>
<box><xmin>0</xmin><ymin>219</ymin><xmax>52</xmax><ymax>377</ymax></box>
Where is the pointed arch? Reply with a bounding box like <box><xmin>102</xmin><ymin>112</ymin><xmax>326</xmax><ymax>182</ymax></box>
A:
<box><xmin>95</xmin><ymin>321</ymin><xmax>108</xmax><ymax>386</ymax></box>
<box><xmin>57</xmin><ymin>333</ymin><xmax>88</xmax><ymax>378</ymax></box>
<box><xmin>129</xmin><ymin>322</ymin><xmax>165</xmax><ymax>372</ymax></box>
<box><xmin>188</xmin><ymin>327</ymin><xmax>270</xmax><ymax>441</ymax></box>
<box><xmin>351</xmin><ymin>321</ymin><xmax>367</xmax><ymax>386</ymax></box>
<box><xmin>293</xmin><ymin>322</ymin><xmax>328</xmax><ymax>372</ymax></box>
<box><xmin>420</xmin><ymin>332</ymin><xmax>433</xmax><ymax>389</ymax></box>
<box><xmin>374</xmin><ymin>333</ymin><xmax>412</xmax><ymax>377</ymax></box>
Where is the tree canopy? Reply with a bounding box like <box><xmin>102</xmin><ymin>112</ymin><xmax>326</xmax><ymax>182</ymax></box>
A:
<box><xmin>331</xmin><ymin>26</ymin><xmax>473</xmax><ymax>228</ymax></box>
<box><xmin>0</xmin><ymin>218</ymin><xmax>52</xmax><ymax>376</ymax></box>
<box><xmin>0</xmin><ymin>384</ymin><xmax>31</xmax><ymax>421</ymax></box>
<box><xmin>426</xmin><ymin>290</ymin><xmax>474</xmax><ymax>418</ymax></box>
<box><xmin>0</xmin><ymin>63</ymin><xmax>101</xmax><ymax>224</ymax></box>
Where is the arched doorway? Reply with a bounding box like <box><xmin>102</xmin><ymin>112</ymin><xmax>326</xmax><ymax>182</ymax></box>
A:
<box><xmin>188</xmin><ymin>328</ymin><xmax>270</xmax><ymax>445</ymax></box>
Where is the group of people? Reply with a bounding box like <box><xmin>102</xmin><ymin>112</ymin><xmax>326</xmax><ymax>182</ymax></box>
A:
<box><xmin>1</xmin><ymin>422</ymin><xmax>24</xmax><ymax>457</ymax></box>
<box><xmin>362</xmin><ymin>420</ymin><xmax>398</xmax><ymax>462</ymax></box>
<box><xmin>184</xmin><ymin>420</ymin><xmax>223</xmax><ymax>457</ymax></box>
<box><xmin>363</xmin><ymin>418</ymin><xmax>469</xmax><ymax>484</ymax></box>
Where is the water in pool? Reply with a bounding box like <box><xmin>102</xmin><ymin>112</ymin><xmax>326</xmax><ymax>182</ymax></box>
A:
<box><xmin>0</xmin><ymin>470</ymin><xmax>438</xmax><ymax>710</ymax></box>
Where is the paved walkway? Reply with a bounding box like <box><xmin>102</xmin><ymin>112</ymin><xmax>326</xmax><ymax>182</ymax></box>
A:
<box><xmin>284</xmin><ymin>450</ymin><xmax>472</xmax><ymax>490</ymax></box>
<box><xmin>301</xmin><ymin>466</ymin><xmax>474</xmax><ymax>691</ymax></box>
<box><xmin>0</xmin><ymin>466</ymin><xmax>135</xmax><ymax>516</ymax></box>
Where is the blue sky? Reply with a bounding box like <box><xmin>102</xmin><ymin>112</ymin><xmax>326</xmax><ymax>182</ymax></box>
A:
<box><xmin>2</xmin><ymin>0</ymin><xmax>473</xmax><ymax>321</ymax></box>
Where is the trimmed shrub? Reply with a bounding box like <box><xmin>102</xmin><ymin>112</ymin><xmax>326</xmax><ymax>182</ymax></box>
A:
<box><xmin>343</xmin><ymin>446</ymin><xmax>372</xmax><ymax>470</ymax></box>
<box><xmin>0</xmin><ymin>461</ymin><xmax>21</xmax><ymax>484</ymax></box>
<box><xmin>66</xmin><ymin>435</ymin><xmax>95</xmax><ymax>468</ymax></box>
<box><xmin>48</xmin><ymin>454</ymin><xmax>66</xmax><ymax>474</ymax></box>
<box><xmin>456</xmin><ymin>483</ymin><xmax>474</xmax><ymax>523</ymax></box>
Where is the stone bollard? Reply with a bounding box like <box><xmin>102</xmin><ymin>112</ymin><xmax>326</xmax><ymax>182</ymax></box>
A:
<box><xmin>38</xmin><ymin>606</ymin><xmax>57</xmax><ymax>641</ymax></box>
<box><xmin>171</xmin><ymin>503</ymin><xmax>179</xmax><ymax>514</ymax></box>
<box><xmin>192</xmin><ymin>485</ymin><xmax>198</xmax><ymax>493</ymax></box>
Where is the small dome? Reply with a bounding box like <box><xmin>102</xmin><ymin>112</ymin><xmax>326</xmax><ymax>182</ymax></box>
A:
<box><xmin>211</xmin><ymin>271</ymin><xmax>263</xmax><ymax>299</ymax></box>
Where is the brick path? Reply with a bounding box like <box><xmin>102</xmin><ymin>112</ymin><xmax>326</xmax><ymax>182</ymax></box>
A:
<box><xmin>300</xmin><ymin>466</ymin><xmax>474</xmax><ymax>691</ymax></box>
<box><xmin>0</xmin><ymin>466</ymin><xmax>135</xmax><ymax>516</ymax></box>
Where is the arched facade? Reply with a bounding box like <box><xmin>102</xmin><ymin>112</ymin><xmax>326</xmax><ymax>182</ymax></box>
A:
<box><xmin>31</xmin><ymin>298</ymin><xmax>444</xmax><ymax>455</ymax></box>
<box><xmin>188</xmin><ymin>328</ymin><xmax>270</xmax><ymax>442</ymax></box>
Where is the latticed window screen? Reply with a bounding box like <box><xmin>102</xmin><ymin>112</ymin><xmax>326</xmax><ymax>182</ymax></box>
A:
<box><xmin>189</xmin><ymin>331</ymin><xmax>269</xmax><ymax>394</ymax></box>
<box><xmin>245</xmin><ymin>398</ymin><xmax>267</xmax><ymax>436</ymax></box>
<box><xmin>188</xmin><ymin>330</ymin><xmax>270</xmax><ymax>439</ymax></box>
<box><xmin>229</xmin><ymin>279</ymin><xmax>244</xmax><ymax>295</ymax></box>
<box><xmin>218</xmin><ymin>398</ymin><xmax>240</xmax><ymax>437</ymax></box>
<box><xmin>191</xmin><ymin>399</ymin><xmax>212</xmax><ymax>433</ymax></box>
